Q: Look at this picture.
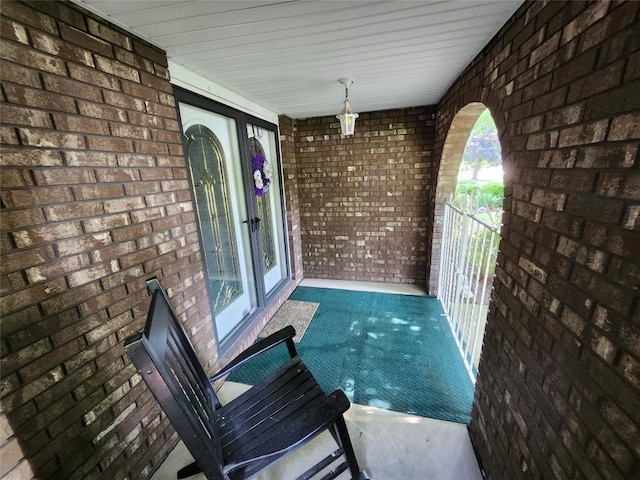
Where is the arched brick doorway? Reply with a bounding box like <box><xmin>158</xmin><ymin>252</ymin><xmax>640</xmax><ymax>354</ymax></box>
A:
<box><xmin>428</xmin><ymin>102</ymin><xmax>487</xmax><ymax>295</ymax></box>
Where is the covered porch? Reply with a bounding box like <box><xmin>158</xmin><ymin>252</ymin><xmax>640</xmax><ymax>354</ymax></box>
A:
<box><xmin>1</xmin><ymin>2</ymin><xmax>639</xmax><ymax>480</ymax></box>
<box><xmin>150</xmin><ymin>278</ymin><xmax>481</xmax><ymax>480</ymax></box>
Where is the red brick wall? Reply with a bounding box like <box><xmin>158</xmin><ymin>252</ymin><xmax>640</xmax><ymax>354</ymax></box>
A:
<box><xmin>0</xmin><ymin>2</ymin><xmax>217</xmax><ymax>479</ymax></box>
<box><xmin>294</xmin><ymin>108</ymin><xmax>436</xmax><ymax>286</ymax></box>
<box><xmin>432</xmin><ymin>1</ymin><xmax>640</xmax><ymax>478</ymax></box>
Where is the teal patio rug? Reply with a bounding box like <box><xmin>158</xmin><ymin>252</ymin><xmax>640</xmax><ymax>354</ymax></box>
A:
<box><xmin>228</xmin><ymin>287</ymin><xmax>474</xmax><ymax>424</ymax></box>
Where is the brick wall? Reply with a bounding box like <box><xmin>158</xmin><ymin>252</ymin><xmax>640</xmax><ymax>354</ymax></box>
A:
<box><xmin>0</xmin><ymin>2</ymin><xmax>217</xmax><ymax>479</ymax></box>
<box><xmin>279</xmin><ymin>115</ymin><xmax>304</xmax><ymax>282</ymax></box>
<box><xmin>295</xmin><ymin>108</ymin><xmax>436</xmax><ymax>285</ymax></box>
<box><xmin>432</xmin><ymin>1</ymin><xmax>640</xmax><ymax>478</ymax></box>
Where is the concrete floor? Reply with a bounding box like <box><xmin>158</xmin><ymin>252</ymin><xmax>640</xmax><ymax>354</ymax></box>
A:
<box><xmin>151</xmin><ymin>279</ymin><xmax>483</xmax><ymax>480</ymax></box>
<box><xmin>152</xmin><ymin>383</ymin><xmax>482</xmax><ymax>480</ymax></box>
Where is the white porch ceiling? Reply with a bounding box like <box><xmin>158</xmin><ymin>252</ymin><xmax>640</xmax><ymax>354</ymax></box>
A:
<box><xmin>77</xmin><ymin>0</ymin><xmax>523</xmax><ymax>118</ymax></box>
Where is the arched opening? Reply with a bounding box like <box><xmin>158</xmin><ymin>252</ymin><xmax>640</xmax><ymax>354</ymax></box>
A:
<box><xmin>429</xmin><ymin>103</ymin><xmax>487</xmax><ymax>294</ymax></box>
<box><xmin>431</xmin><ymin>103</ymin><xmax>504</xmax><ymax>382</ymax></box>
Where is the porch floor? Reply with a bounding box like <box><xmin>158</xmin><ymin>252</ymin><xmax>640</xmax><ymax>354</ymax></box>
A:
<box><xmin>151</xmin><ymin>280</ymin><xmax>482</xmax><ymax>480</ymax></box>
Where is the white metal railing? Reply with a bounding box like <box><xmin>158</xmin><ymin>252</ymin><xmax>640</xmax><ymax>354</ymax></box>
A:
<box><xmin>438</xmin><ymin>201</ymin><xmax>500</xmax><ymax>383</ymax></box>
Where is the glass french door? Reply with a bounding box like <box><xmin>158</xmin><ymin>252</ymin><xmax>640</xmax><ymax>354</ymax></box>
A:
<box><xmin>176</xmin><ymin>90</ymin><xmax>289</xmax><ymax>346</ymax></box>
<box><xmin>247</xmin><ymin>124</ymin><xmax>287</xmax><ymax>295</ymax></box>
<box><xmin>179</xmin><ymin>103</ymin><xmax>258</xmax><ymax>340</ymax></box>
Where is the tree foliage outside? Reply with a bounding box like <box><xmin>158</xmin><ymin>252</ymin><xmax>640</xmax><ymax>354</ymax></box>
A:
<box><xmin>460</xmin><ymin>109</ymin><xmax>502</xmax><ymax>180</ymax></box>
<box><xmin>453</xmin><ymin>109</ymin><xmax>504</xmax><ymax>225</ymax></box>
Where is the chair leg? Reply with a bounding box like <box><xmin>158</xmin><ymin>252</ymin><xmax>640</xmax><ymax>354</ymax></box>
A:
<box><xmin>334</xmin><ymin>416</ymin><xmax>364</xmax><ymax>480</ymax></box>
<box><xmin>329</xmin><ymin>424</ymin><xmax>340</xmax><ymax>446</ymax></box>
<box><xmin>177</xmin><ymin>461</ymin><xmax>201</xmax><ymax>479</ymax></box>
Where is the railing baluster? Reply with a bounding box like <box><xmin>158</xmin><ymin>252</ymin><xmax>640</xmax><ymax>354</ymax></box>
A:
<box><xmin>437</xmin><ymin>202</ymin><xmax>500</xmax><ymax>383</ymax></box>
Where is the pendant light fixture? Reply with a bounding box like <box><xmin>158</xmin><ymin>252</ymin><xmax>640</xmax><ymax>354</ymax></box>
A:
<box><xmin>336</xmin><ymin>78</ymin><xmax>358</xmax><ymax>136</ymax></box>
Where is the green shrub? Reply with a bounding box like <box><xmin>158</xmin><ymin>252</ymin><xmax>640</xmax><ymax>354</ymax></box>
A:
<box><xmin>465</xmin><ymin>228</ymin><xmax>500</xmax><ymax>279</ymax></box>
<box><xmin>480</xmin><ymin>182</ymin><xmax>503</xmax><ymax>198</ymax></box>
<box><xmin>455</xmin><ymin>181</ymin><xmax>479</xmax><ymax>196</ymax></box>
<box><xmin>481</xmin><ymin>194</ymin><xmax>503</xmax><ymax>209</ymax></box>
<box><xmin>453</xmin><ymin>181</ymin><xmax>503</xmax><ymax>214</ymax></box>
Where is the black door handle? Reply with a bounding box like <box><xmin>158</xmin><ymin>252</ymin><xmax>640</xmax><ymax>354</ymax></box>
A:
<box><xmin>244</xmin><ymin>218</ymin><xmax>261</xmax><ymax>232</ymax></box>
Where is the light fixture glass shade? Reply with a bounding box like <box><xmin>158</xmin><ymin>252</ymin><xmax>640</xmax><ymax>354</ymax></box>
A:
<box><xmin>336</xmin><ymin>98</ymin><xmax>359</xmax><ymax>136</ymax></box>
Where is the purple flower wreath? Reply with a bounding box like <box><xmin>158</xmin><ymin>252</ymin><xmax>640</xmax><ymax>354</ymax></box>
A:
<box><xmin>251</xmin><ymin>152</ymin><xmax>272</xmax><ymax>197</ymax></box>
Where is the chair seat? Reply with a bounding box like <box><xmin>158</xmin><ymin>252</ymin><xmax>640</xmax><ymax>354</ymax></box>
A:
<box><xmin>219</xmin><ymin>356</ymin><xmax>342</xmax><ymax>479</ymax></box>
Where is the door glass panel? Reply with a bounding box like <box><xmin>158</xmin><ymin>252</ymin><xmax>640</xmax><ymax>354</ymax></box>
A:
<box><xmin>249</xmin><ymin>137</ymin><xmax>276</xmax><ymax>272</ymax></box>
<box><xmin>180</xmin><ymin>103</ymin><xmax>257</xmax><ymax>340</ymax></box>
<box><xmin>247</xmin><ymin>125</ymin><xmax>287</xmax><ymax>295</ymax></box>
<box><xmin>185</xmin><ymin>123</ymin><xmax>243</xmax><ymax>312</ymax></box>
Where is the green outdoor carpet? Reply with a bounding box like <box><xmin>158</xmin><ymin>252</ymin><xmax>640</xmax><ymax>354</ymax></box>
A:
<box><xmin>228</xmin><ymin>287</ymin><xmax>474</xmax><ymax>424</ymax></box>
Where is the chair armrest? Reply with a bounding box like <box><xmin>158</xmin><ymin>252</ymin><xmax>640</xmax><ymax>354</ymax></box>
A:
<box><xmin>210</xmin><ymin>325</ymin><xmax>297</xmax><ymax>381</ymax></box>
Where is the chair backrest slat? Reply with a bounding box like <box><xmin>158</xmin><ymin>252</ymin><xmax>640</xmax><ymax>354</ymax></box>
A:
<box><xmin>166</xmin><ymin>329</ymin><xmax>217</xmax><ymax>424</ymax></box>
<box><xmin>125</xmin><ymin>289</ymin><xmax>226</xmax><ymax>479</ymax></box>
<box><xmin>165</xmin><ymin>339</ymin><xmax>217</xmax><ymax>439</ymax></box>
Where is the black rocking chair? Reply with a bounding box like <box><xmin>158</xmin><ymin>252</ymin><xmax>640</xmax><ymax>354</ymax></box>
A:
<box><xmin>124</xmin><ymin>279</ymin><xmax>368</xmax><ymax>480</ymax></box>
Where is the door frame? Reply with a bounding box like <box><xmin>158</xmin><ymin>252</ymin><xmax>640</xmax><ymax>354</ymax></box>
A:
<box><xmin>174</xmin><ymin>86</ymin><xmax>291</xmax><ymax>353</ymax></box>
